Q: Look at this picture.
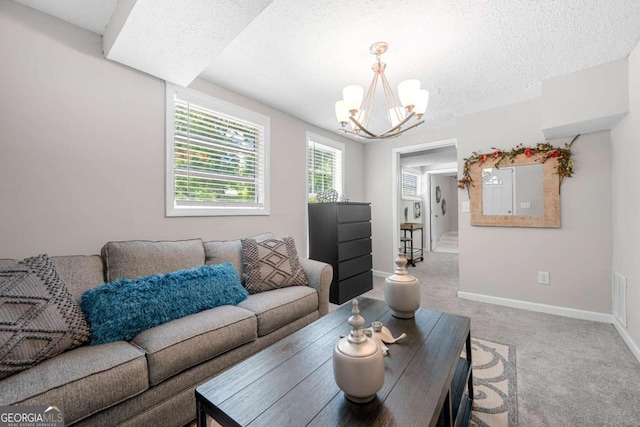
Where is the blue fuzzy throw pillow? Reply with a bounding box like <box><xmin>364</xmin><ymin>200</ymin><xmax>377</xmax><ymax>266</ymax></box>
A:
<box><xmin>80</xmin><ymin>262</ymin><xmax>248</xmax><ymax>345</ymax></box>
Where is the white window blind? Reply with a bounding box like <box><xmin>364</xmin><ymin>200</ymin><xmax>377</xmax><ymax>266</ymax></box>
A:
<box><xmin>401</xmin><ymin>170</ymin><xmax>421</xmax><ymax>199</ymax></box>
<box><xmin>307</xmin><ymin>135</ymin><xmax>344</xmax><ymax>201</ymax></box>
<box><xmin>166</xmin><ymin>85</ymin><xmax>270</xmax><ymax>216</ymax></box>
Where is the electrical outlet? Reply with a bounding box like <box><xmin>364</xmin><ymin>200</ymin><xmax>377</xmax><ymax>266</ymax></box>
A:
<box><xmin>538</xmin><ymin>271</ymin><xmax>550</xmax><ymax>285</ymax></box>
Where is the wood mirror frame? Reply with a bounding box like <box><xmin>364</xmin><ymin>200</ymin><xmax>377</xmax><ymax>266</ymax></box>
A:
<box><xmin>469</xmin><ymin>154</ymin><xmax>560</xmax><ymax>227</ymax></box>
<box><xmin>459</xmin><ymin>136</ymin><xmax>578</xmax><ymax>228</ymax></box>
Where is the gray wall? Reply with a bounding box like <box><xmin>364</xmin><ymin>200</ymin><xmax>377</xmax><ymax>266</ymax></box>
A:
<box><xmin>447</xmin><ymin>176</ymin><xmax>459</xmax><ymax>232</ymax></box>
<box><xmin>399</xmin><ymin>198</ymin><xmax>424</xmax><ymax>253</ymax></box>
<box><xmin>400</xmin><ymin>200</ymin><xmax>422</xmax><ymax>224</ymax></box>
<box><xmin>0</xmin><ymin>1</ymin><xmax>364</xmax><ymax>258</ymax></box>
<box><xmin>365</xmin><ymin>103</ymin><xmax>613</xmax><ymax>316</ymax></box>
<box><xmin>542</xmin><ymin>58</ymin><xmax>629</xmax><ymax>138</ymax></box>
<box><xmin>611</xmin><ymin>41</ymin><xmax>640</xmax><ymax>349</ymax></box>
<box><xmin>363</xmin><ymin>42</ymin><xmax>637</xmax><ymax>357</ymax></box>
<box><xmin>457</xmin><ymin>101</ymin><xmax>612</xmax><ymax>314</ymax></box>
<box><xmin>431</xmin><ymin>174</ymin><xmax>456</xmax><ymax>243</ymax></box>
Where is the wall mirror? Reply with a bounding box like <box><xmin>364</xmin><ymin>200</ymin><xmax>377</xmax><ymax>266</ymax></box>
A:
<box><xmin>471</xmin><ymin>155</ymin><xmax>559</xmax><ymax>227</ymax></box>
<box><xmin>458</xmin><ymin>136</ymin><xmax>578</xmax><ymax>228</ymax></box>
<box><xmin>482</xmin><ymin>163</ymin><xmax>544</xmax><ymax>217</ymax></box>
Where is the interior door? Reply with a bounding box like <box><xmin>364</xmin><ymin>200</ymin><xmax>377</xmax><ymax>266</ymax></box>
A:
<box><xmin>482</xmin><ymin>167</ymin><xmax>514</xmax><ymax>215</ymax></box>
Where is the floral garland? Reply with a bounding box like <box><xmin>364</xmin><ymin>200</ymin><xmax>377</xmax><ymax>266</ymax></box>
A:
<box><xmin>458</xmin><ymin>135</ymin><xmax>579</xmax><ymax>192</ymax></box>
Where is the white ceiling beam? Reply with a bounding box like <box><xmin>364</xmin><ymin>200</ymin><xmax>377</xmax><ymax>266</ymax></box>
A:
<box><xmin>103</xmin><ymin>0</ymin><xmax>273</xmax><ymax>87</ymax></box>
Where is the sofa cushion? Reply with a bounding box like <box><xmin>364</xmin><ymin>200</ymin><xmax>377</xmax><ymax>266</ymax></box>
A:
<box><xmin>0</xmin><ymin>340</ymin><xmax>148</xmax><ymax>425</ymax></box>
<box><xmin>101</xmin><ymin>239</ymin><xmax>205</xmax><ymax>282</ymax></box>
<box><xmin>0</xmin><ymin>254</ymin><xmax>90</xmax><ymax>379</ymax></box>
<box><xmin>204</xmin><ymin>232</ymin><xmax>274</xmax><ymax>281</ymax></box>
<box><xmin>132</xmin><ymin>305</ymin><xmax>257</xmax><ymax>386</ymax></box>
<box><xmin>50</xmin><ymin>255</ymin><xmax>105</xmax><ymax>302</ymax></box>
<box><xmin>0</xmin><ymin>256</ymin><xmax>106</xmax><ymax>303</ymax></box>
<box><xmin>81</xmin><ymin>263</ymin><xmax>248</xmax><ymax>345</ymax></box>
<box><xmin>241</xmin><ymin>236</ymin><xmax>308</xmax><ymax>294</ymax></box>
<box><xmin>237</xmin><ymin>286</ymin><xmax>318</xmax><ymax>336</ymax></box>
<box><xmin>0</xmin><ymin>259</ymin><xmax>18</xmax><ymax>268</ymax></box>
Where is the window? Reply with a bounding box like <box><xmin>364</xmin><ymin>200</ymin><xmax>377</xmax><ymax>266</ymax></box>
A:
<box><xmin>166</xmin><ymin>84</ymin><xmax>270</xmax><ymax>216</ymax></box>
<box><xmin>401</xmin><ymin>169</ymin><xmax>422</xmax><ymax>199</ymax></box>
<box><xmin>307</xmin><ymin>133</ymin><xmax>344</xmax><ymax>201</ymax></box>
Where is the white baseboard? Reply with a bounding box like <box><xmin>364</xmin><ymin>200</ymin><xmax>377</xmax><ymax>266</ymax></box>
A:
<box><xmin>613</xmin><ymin>318</ymin><xmax>640</xmax><ymax>365</ymax></box>
<box><xmin>372</xmin><ymin>269</ymin><xmax>391</xmax><ymax>278</ymax></box>
<box><xmin>369</xmin><ymin>283</ymin><xmax>640</xmax><ymax>364</ymax></box>
<box><xmin>457</xmin><ymin>291</ymin><xmax>613</xmax><ymax>323</ymax></box>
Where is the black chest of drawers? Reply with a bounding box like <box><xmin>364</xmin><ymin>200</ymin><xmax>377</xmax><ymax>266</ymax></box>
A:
<box><xmin>308</xmin><ymin>202</ymin><xmax>373</xmax><ymax>305</ymax></box>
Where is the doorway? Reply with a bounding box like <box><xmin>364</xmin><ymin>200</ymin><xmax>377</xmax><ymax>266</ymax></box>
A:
<box><xmin>391</xmin><ymin>139</ymin><xmax>458</xmax><ymax>261</ymax></box>
<box><xmin>428</xmin><ymin>171</ymin><xmax>459</xmax><ymax>253</ymax></box>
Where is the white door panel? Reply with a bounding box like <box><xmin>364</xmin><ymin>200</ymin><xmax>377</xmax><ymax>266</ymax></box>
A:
<box><xmin>482</xmin><ymin>168</ymin><xmax>514</xmax><ymax>215</ymax></box>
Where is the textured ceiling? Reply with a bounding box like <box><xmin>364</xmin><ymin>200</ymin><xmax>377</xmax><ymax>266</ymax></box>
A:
<box><xmin>102</xmin><ymin>0</ymin><xmax>272</xmax><ymax>87</ymax></box>
<box><xmin>12</xmin><ymin>0</ymin><xmax>640</xmax><ymax>142</ymax></box>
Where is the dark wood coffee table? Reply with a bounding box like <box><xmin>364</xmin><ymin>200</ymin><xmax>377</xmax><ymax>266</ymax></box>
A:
<box><xmin>196</xmin><ymin>297</ymin><xmax>473</xmax><ymax>427</ymax></box>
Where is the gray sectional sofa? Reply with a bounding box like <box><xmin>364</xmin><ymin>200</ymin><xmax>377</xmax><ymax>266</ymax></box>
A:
<box><xmin>0</xmin><ymin>233</ymin><xmax>332</xmax><ymax>426</ymax></box>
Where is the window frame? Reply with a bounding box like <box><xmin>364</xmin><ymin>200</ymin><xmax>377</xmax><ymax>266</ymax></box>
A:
<box><xmin>165</xmin><ymin>83</ymin><xmax>270</xmax><ymax>217</ymax></box>
<box><xmin>401</xmin><ymin>168</ymin><xmax>423</xmax><ymax>200</ymax></box>
<box><xmin>306</xmin><ymin>132</ymin><xmax>345</xmax><ymax>202</ymax></box>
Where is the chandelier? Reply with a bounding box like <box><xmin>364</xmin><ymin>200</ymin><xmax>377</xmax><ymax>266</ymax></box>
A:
<box><xmin>335</xmin><ymin>42</ymin><xmax>429</xmax><ymax>139</ymax></box>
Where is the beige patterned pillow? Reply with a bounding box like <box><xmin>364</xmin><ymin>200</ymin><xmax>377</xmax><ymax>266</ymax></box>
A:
<box><xmin>204</xmin><ymin>232</ymin><xmax>275</xmax><ymax>282</ymax></box>
<box><xmin>241</xmin><ymin>237</ymin><xmax>309</xmax><ymax>294</ymax></box>
<box><xmin>0</xmin><ymin>254</ymin><xmax>90</xmax><ymax>379</ymax></box>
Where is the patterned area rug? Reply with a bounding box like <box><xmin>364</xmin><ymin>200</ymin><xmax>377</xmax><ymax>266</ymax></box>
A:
<box><xmin>468</xmin><ymin>337</ymin><xmax>518</xmax><ymax>427</ymax></box>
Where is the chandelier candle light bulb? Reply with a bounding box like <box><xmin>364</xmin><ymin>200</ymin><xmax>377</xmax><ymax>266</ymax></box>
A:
<box><xmin>398</xmin><ymin>79</ymin><xmax>421</xmax><ymax>109</ymax></box>
<box><xmin>414</xmin><ymin>89</ymin><xmax>430</xmax><ymax>118</ymax></box>
<box><xmin>335</xmin><ymin>41</ymin><xmax>429</xmax><ymax>139</ymax></box>
<box><xmin>335</xmin><ymin>100</ymin><xmax>349</xmax><ymax>125</ymax></box>
<box><xmin>343</xmin><ymin>85</ymin><xmax>364</xmax><ymax>113</ymax></box>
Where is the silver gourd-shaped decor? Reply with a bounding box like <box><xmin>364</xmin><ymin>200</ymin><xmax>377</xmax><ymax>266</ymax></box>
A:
<box><xmin>385</xmin><ymin>248</ymin><xmax>421</xmax><ymax>318</ymax></box>
<box><xmin>333</xmin><ymin>299</ymin><xmax>385</xmax><ymax>403</ymax></box>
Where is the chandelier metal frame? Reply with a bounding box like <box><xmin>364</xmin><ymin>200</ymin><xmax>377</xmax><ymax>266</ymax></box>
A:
<box><xmin>335</xmin><ymin>42</ymin><xmax>428</xmax><ymax>140</ymax></box>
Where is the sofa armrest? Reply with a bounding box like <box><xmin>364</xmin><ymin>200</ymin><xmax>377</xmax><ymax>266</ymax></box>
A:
<box><xmin>299</xmin><ymin>258</ymin><xmax>333</xmax><ymax>316</ymax></box>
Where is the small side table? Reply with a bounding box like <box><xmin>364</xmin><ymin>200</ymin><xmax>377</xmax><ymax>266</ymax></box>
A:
<box><xmin>400</xmin><ymin>222</ymin><xmax>424</xmax><ymax>266</ymax></box>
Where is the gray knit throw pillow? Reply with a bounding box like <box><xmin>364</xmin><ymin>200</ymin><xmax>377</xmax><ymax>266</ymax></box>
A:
<box><xmin>241</xmin><ymin>237</ymin><xmax>308</xmax><ymax>294</ymax></box>
<box><xmin>0</xmin><ymin>254</ymin><xmax>90</xmax><ymax>379</ymax></box>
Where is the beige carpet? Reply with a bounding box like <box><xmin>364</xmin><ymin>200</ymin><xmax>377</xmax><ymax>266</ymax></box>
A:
<box><xmin>434</xmin><ymin>230</ymin><xmax>459</xmax><ymax>254</ymax></box>
<box><xmin>361</xmin><ymin>251</ymin><xmax>640</xmax><ymax>426</ymax></box>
